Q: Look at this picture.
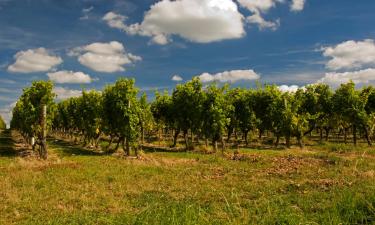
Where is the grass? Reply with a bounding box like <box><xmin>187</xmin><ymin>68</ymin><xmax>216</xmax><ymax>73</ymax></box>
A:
<box><xmin>0</xmin><ymin>130</ymin><xmax>374</xmax><ymax>224</ymax></box>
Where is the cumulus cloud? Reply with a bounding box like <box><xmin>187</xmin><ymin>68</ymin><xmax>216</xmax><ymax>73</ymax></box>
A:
<box><xmin>54</xmin><ymin>87</ymin><xmax>82</xmax><ymax>100</ymax></box>
<box><xmin>127</xmin><ymin>53</ymin><xmax>142</xmax><ymax>62</ymax></box>
<box><xmin>237</xmin><ymin>0</ymin><xmax>282</xmax><ymax>13</ymax></box>
<box><xmin>172</xmin><ymin>75</ymin><xmax>183</xmax><ymax>81</ymax></box>
<box><xmin>7</xmin><ymin>48</ymin><xmax>62</xmax><ymax>73</ymax></box>
<box><xmin>246</xmin><ymin>14</ymin><xmax>280</xmax><ymax>30</ymax></box>
<box><xmin>47</xmin><ymin>71</ymin><xmax>93</xmax><ymax>84</ymax></box>
<box><xmin>71</xmin><ymin>41</ymin><xmax>141</xmax><ymax>73</ymax></box>
<box><xmin>197</xmin><ymin>69</ymin><xmax>260</xmax><ymax>83</ymax></box>
<box><xmin>102</xmin><ymin>12</ymin><xmax>129</xmax><ymax>31</ymax></box>
<box><xmin>323</xmin><ymin>39</ymin><xmax>375</xmax><ymax>71</ymax></box>
<box><xmin>237</xmin><ymin>0</ymin><xmax>282</xmax><ymax>30</ymax></box>
<box><xmin>317</xmin><ymin>68</ymin><xmax>375</xmax><ymax>86</ymax></box>
<box><xmin>103</xmin><ymin>0</ymin><xmax>245</xmax><ymax>45</ymax></box>
<box><xmin>278</xmin><ymin>85</ymin><xmax>302</xmax><ymax>93</ymax></box>
<box><xmin>237</xmin><ymin>0</ymin><xmax>305</xmax><ymax>30</ymax></box>
<box><xmin>291</xmin><ymin>0</ymin><xmax>306</xmax><ymax>11</ymax></box>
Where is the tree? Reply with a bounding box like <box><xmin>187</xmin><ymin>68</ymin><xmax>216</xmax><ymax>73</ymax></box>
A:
<box><xmin>229</xmin><ymin>88</ymin><xmax>257</xmax><ymax>146</ymax></box>
<box><xmin>138</xmin><ymin>93</ymin><xmax>154</xmax><ymax>146</ymax></box>
<box><xmin>300</xmin><ymin>84</ymin><xmax>333</xmax><ymax>141</ymax></box>
<box><xmin>201</xmin><ymin>84</ymin><xmax>232</xmax><ymax>151</ymax></box>
<box><xmin>291</xmin><ymin>89</ymin><xmax>313</xmax><ymax>148</ymax></box>
<box><xmin>253</xmin><ymin>85</ymin><xmax>277</xmax><ymax>140</ymax></box>
<box><xmin>171</xmin><ymin>78</ymin><xmax>204</xmax><ymax>149</ymax></box>
<box><xmin>332</xmin><ymin>82</ymin><xmax>370</xmax><ymax>146</ymax></box>
<box><xmin>102</xmin><ymin>78</ymin><xmax>141</xmax><ymax>156</ymax></box>
<box><xmin>269</xmin><ymin>88</ymin><xmax>291</xmax><ymax>147</ymax></box>
<box><xmin>151</xmin><ymin>91</ymin><xmax>174</xmax><ymax>146</ymax></box>
<box><xmin>270</xmin><ymin>87</ymin><xmax>311</xmax><ymax>148</ymax></box>
<box><xmin>80</xmin><ymin>90</ymin><xmax>103</xmax><ymax>147</ymax></box>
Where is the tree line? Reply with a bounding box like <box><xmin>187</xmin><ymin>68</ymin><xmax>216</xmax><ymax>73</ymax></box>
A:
<box><xmin>10</xmin><ymin>78</ymin><xmax>375</xmax><ymax>158</ymax></box>
<box><xmin>0</xmin><ymin>115</ymin><xmax>6</xmax><ymax>130</ymax></box>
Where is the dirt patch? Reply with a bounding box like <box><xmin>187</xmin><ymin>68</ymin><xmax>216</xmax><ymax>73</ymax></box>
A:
<box><xmin>200</xmin><ymin>167</ymin><xmax>227</xmax><ymax>180</ymax></box>
<box><xmin>265</xmin><ymin>155</ymin><xmax>323</xmax><ymax>176</ymax></box>
<box><xmin>306</xmin><ymin>178</ymin><xmax>347</xmax><ymax>190</ymax></box>
<box><xmin>229</xmin><ymin>152</ymin><xmax>262</xmax><ymax>162</ymax></box>
<box><xmin>114</xmin><ymin>152</ymin><xmax>199</xmax><ymax>167</ymax></box>
<box><xmin>362</xmin><ymin>170</ymin><xmax>374</xmax><ymax>178</ymax></box>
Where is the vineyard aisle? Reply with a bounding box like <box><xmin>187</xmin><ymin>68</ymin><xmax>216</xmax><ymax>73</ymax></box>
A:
<box><xmin>0</xmin><ymin>130</ymin><xmax>17</xmax><ymax>157</ymax></box>
<box><xmin>0</xmin><ymin>130</ymin><xmax>374</xmax><ymax>224</ymax></box>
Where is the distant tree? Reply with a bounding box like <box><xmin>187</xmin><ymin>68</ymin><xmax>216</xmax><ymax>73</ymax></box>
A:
<box><xmin>80</xmin><ymin>90</ymin><xmax>102</xmax><ymax>147</ymax></box>
<box><xmin>201</xmin><ymin>84</ymin><xmax>232</xmax><ymax>151</ymax></box>
<box><xmin>171</xmin><ymin>78</ymin><xmax>204</xmax><ymax>149</ymax></box>
<box><xmin>253</xmin><ymin>85</ymin><xmax>277</xmax><ymax>140</ymax></box>
<box><xmin>102</xmin><ymin>78</ymin><xmax>141</xmax><ymax>156</ymax></box>
<box><xmin>224</xmin><ymin>89</ymin><xmax>239</xmax><ymax>143</ymax></box>
<box><xmin>300</xmin><ymin>84</ymin><xmax>333</xmax><ymax>141</ymax></box>
<box><xmin>270</xmin><ymin>87</ymin><xmax>311</xmax><ymax>148</ymax></box>
<box><xmin>332</xmin><ymin>82</ymin><xmax>370</xmax><ymax>146</ymax></box>
<box><xmin>230</xmin><ymin>89</ymin><xmax>257</xmax><ymax>146</ymax></box>
<box><xmin>269</xmin><ymin>87</ymin><xmax>291</xmax><ymax>147</ymax></box>
<box><xmin>138</xmin><ymin>93</ymin><xmax>154</xmax><ymax>145</ymax></box>
<box><xmin>151</xmin><ymin>91</ymin><xmax>174</xmax><ymax>146</ymax></box>
<box><xmin>291</xmin><ymin>89</ymin><xmax>314</xmax><ymax>148</ymax></box>
<box><xmin>0</xmin><ymin>115</ymin><xmax>6</xmax><ymax>130</ymax></box>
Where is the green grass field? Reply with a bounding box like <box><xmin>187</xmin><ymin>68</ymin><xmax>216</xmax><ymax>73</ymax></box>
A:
<box><xmin>0</xmin><ymin>130</ymin><xmax>374</xmax><ymax>225</ymax></box>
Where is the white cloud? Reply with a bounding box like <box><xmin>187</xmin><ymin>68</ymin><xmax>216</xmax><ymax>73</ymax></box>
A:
<box><xmin>54</xmin><ymin>87</ymin><xmax>82</xmax><ymax>100</ymax></box>
<box><xmin>237</xmin><ymin>0</ymin><xmax>282</xmax><ymax>30</ymax></box>
<box><xmin>246</xmin><ymin>13</ymin><xmax>280</xmax><ymax>30</ymax></box>
<box><xmin>291</xmin><ymin>0</ymin><xmax>305</xmax><ymax>11</ymax></box>
<box><xmin>72</xmin><ymin>41</ymin><xmax>141</xmax><ymax>73</ymax></box>
<box><xmin>278</xmin><ymin>85</ymin><xmax>302</xmax><ymax>93</ymax></box>
<box><xmin>237</xmin><ymin>0</ymin><xmax>306</xmax><ymax>30</ymax></box>
<box><xmin>151</xmin><ymin>34</ymin><xmax>169</xmax><ymax>45</ymax></box>
<box><xmin>83</xmin><ymin>6</ymin><xmax>94</xmax><ymax>13</ymax></box>
<box><xmin>7</xmin><ymin>48</ymin><xmax>62</xmax><ymax>73</ymax></box>
<box><xmin>102</xmin><ymin>12</ymin><xmax>129</xmax><ymax>31</ymax></box>
<box><xmin>47</xmin><ymin>70</ymin><xmax>93</xmax><ymax>84</ymax></box>
<box><xmin>103</xmin><ymin>0</ymin><xmax>245</xmax><ymax>45</ymax></box>
<box><xmin>172</xmin><ymin>75</ymin><xmax>183</xmax><ymax>81</ymax></box>
<box><xmin>127</xmin><ymin>53</ymin><xmax>142</xmax><ymax>62</ymax></box>
<box><xmin>317</xmin><ymin>68</ymin><xmax>375</xmax><ymax>86</ymax></box>
<box><xmin>323</xmin><ymin>39</ymin><xmax>375</xmax><ymax>71</ymax></box>
<box><xmin>237</xmin><ymin>0</ymin><xmax>282</xmax><ymax>13</ymax></box>
<box><xmin>198</xmin><ymin>69</ymin><xmax>260</xmax><ymax>83</ymax></box>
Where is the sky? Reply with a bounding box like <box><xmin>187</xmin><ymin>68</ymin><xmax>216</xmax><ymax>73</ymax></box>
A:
<box><xmin>0</xmin><ymin>0</ymin><xmax>375</xmax><ymax>125</ymax></box>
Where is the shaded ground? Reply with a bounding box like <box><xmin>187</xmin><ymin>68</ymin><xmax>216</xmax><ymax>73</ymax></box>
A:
<box><xmin>0</xmin><ymin>130</ymin><xmax>16</xmax><ymax>157</ymax></box>
<box><xmin>0</xmin><ymin>131</ymin><xmax>374</xmax><ymax>224</ymax></box>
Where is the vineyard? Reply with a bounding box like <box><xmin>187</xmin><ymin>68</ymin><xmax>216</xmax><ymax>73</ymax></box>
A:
<box><xmin>0</xmin><ymin>78</ymin><xmax>374</xmax><ymax>224</ymax></box>
<box><xmin>9</xmin><ymin>78</ymin><xmax>375</xmax><ymax>155</ymax></box>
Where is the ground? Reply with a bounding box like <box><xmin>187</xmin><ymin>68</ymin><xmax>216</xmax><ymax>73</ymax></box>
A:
<box><xmin>0</xmin><ymin>130</ymin><xmax>374</xmax><ymax>224</ymax></box>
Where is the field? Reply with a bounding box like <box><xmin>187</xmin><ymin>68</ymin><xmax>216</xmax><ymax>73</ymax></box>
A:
<box><xmin>0</xmin><ymin>130</ymin><xmax>374</xmax><ymax>225</ymax></box>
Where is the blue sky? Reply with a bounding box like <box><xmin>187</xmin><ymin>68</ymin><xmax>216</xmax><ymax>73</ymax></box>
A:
<box><xmin>1</xmin><ymin>0</ymin><xmax>375</xmax><ymax>124</ymax></box>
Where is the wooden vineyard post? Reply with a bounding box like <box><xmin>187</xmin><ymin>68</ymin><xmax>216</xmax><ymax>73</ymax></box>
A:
<box><xmin>39</xmin><ymin>104</ymin><xmax>48</xmax><ymax>159</ymax></box>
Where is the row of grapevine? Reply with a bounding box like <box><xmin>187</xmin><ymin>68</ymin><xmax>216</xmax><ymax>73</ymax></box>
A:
<box><xmin>52</xmin><ymin>78</ymin><xmax>150</xmax><ymax>156</ymax></box>
<box><xmin>10</xmin><ymin>81</ymin><xmax>55</xmax><ymax>158</ymax></box>
<box><xmin>10</xmin><ymin>77</ymin><xmax>375</xmax><ymax>158</ymax></box>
